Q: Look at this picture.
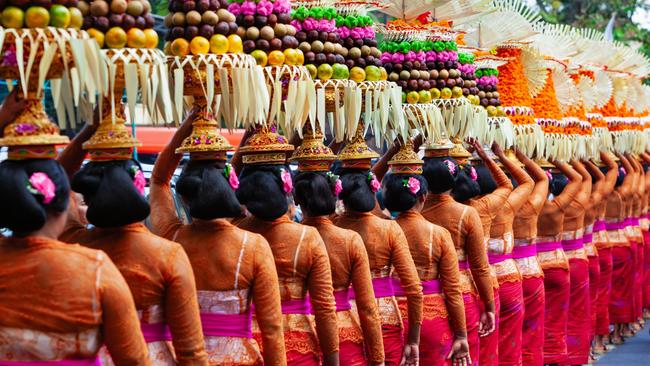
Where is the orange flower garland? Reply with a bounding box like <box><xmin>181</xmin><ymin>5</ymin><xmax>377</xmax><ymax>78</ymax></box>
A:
<box><xmin>531</xmin><ymin>69</ymin><xmax>563</xmax><ymax>120</ymax></box>
<box><xmin>565</xmin><ymin>73</ymin><xmax>588</xmax><ymax>120</ymax></box>
<box><xmin>496</xmin><ymin>46</ymin><xmax>535</xmax><ymax>125</ymax></box>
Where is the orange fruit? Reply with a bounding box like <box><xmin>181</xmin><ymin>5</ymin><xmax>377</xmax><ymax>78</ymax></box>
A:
<box><xmin>1</xmin><ymin>6</ymin><xmax>25</xmax><ymax>28</ymax></box>
<box><xmin>267</xmin><ymin>50</ymin><xmax>285</xmax><ymax>66</ymax></box>
<box><xmin>105</xmin><ymin>27</ymin><xmax>127</xmax><ymax>49</ymax></box>
<box><xmin>170</xmin><ymin>38</ymin><xmax>190</xmax><ymax>57</ymax></box>
<box><xmin>227</xmin><ymin>34</ymin><xmax>243</xmax><ymax>53</ymax></box>
<box><xmin>126</xmin><ymin>28</ymin><xmax>146</xmax><ymax>48</ymax></box>
<box><xmin>87</xmin><ymin>28</ymin><xmax>105</xmax><ymax>48</ymax></box>
<box><xmin>143</xmin><ymin>29</ymin><xmax>159</xmax><ymax>49</ymax></box>
<box><xmin>210</xmin><ymin>34</ymin><xmax>229</xmax><ymax>54</ymax></box>
<box><xmin>190</xmin><ymin>36</ymin><xmax>210</xmax><ymax>55</ymax></box>
<box><xmin>25</xmin><ymin>6</ymin><xmax>50</xmax><ymax>28</ymax></box>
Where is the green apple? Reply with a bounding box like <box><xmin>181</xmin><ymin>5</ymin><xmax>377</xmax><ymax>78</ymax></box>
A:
<box><xmin>332</xmin><ymin>63</ymin><xmax>349</xmax><ymax>80</ymax></box>
<box><xmin>364</xmin><ymin>65</ymin><xmax>381</xmax><ymax>81</ymax></box>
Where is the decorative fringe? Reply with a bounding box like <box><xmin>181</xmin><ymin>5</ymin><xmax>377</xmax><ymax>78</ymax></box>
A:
<box><xmin>513</xmin><ymin>122</ymin><xmax>543</xmax><ymax>158</ymax></box>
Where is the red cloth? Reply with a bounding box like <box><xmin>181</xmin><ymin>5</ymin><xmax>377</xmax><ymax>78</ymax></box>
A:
<box><xmin>629</xmin><ymin>240</ymin><xmax>640</xmax><ymax>320</ymax></box>
<box><xmin>479</xmin><ymin>287</ymin><xmax>500</xmax><ymax>366</ymax></box>
<box><xmin>382</xmin><ymin>324</ymin><xmax>404</xmax><ymax>366</ymax></box>
<box><xmin>287</xmin><ymin>350</ymin><xmax>320</xmax><ymax>366</ymax></box>
<box><xmin>566</xmin><ymin>258</ymin><xmax>591</xmax><ymax>365</ymax></box>
<box><xmin>464</xmin><ymin>293</ymin><xmax>482</xmax><ymax>366</ymax></box>
<box><xmin>596</xmin><ymin>247</ymin><xmax>613</xmax><ymax>335</ymax></box>
<box><xmin>644</xmin><ymin>230</ymin><xmax>650</xmax><ymax>308</ymax></box>
<box><xmin>610</xmin><ymin>246</ymin><xmax>634</xmax><ymax>324</ymax></box>
<box><xmin>635</xmin><ymin>240</ymin><xmax>644</xmax><ymax>318</ymax></box>
<box><xmin>588</xmin><ymin>255</ymin><xmax>601</xmax><ymax>335</ymax></box>
<box><xmin>339</xmin><ymin>340</ymin><xmax>367</xmax><ymax>366</ymax></box>
<box><xmin>497</xmin><ymin>280</ymin><xmax>524</xmax><ymax>366</ymax></box>
<box><xmin>521</xmin><ymin>277</ymin><xmax>544</xmax><ymax>366</ymax></box>
<box><xmin>542</xmin><ymin>268</ymin><xmax>570</xmax><ymax>365</ymax></box>
<box><xmin>402</xmin><ymin>296</ymin><xmax>454</xmax><ymax>366</ymax></box>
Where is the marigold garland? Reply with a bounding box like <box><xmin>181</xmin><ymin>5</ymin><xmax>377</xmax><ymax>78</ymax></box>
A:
<box><xmin>531</xmin><ymin>69</ymin><xmax>563</xmax><ymax>120</ymax></box>
<box><xmin>496</xmin><ymin>47</ymin><xmax>534</xmax><ymax>112</ymax></box>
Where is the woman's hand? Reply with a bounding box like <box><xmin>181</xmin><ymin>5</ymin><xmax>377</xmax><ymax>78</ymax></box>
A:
<box><xmin>0</xmin><ymin>89</ymin><xmax>26</xmax><ymax>133</ymax></box>
<box><xmin>447</xmin><ymin>337</ymin><xmax>471</xmax><ymax>366</ymax></box>
<box><xmin>479</xmin><ymin>310</ymin><xmax>495</xmax><ymax>336</ymax></box>
<box><xmin>400</xmin><ymin>342</ymin><xmax>419</xmax><ymax>366</ymax></box>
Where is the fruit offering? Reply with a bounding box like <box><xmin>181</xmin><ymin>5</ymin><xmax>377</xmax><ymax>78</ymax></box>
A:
<box><xmin>228</xmin><ymin>0</ymin><xmax>300</xmax><ymax>66</ymax></box>
<box><xmin>291</xmin><ymin>5</ymin><xmax>343</xmax><ymax>79</ymax></box>
<box><xmin>474</xmin><ymin>68</ymin><xmax>502</xmax><ymax>115</ymax></box>
<box><xmin>80</xmin><ymin>0</ymin><xmax>157</xmax><ymax>49</ymax></box>
<box><xmin>457</xmin><ymin>52</ymin><xmax>479</xmax><ymax>102</ymax></box>
<box><xmin>0</xmin><ymin>0</ymin><xmax>83</xmax><ymax>29</ymax></box>
<box><xmin>164</xmin><ymin>0</ymin><xmax>241</xmax><ymax>56</ymax></box>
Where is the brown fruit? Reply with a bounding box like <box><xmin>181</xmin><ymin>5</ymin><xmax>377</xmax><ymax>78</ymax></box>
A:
<box><xmin>126</xmin><ymin>0</ymin><xmax>144</xmax><ymax>16</ymax></box>
<box><xmin>110</xmin><ymin>0</ymin><xmax>127</xmax><ymax>13</ymax></box>
<box><xmin>163</xmin><ymin>13</ymin><xmax>173</xmax><ymax>27</ymax></box>
<box><xmin>285</xmin><ymin>24</ymin><xmax>296</xmax><ymax>36</ymax></box>
<box><xmin>78</xmin><ymin>0</ymin><xmax>90</xmax><ymax>15</ymax></box>
<box><xmin>273</xmin><ymin>23</ymin><xmax>286</xmax><ymax>37</ymax></box>
<box><xmin>235</xmin><ymin>26</ymin><xmax>246</xmax><ymax>37</ymax></box>
<box><xmin>260</xmin><ymin>26</ymin><xmax>274</xmax><ymax>41</ymax></box>
<box><xmin>245</xmin><ymin>26</ymin><xmax>259</xmax><ymax>40</ymax></box>
<box><xmin>298</xmin><ymin>41</ymin><xmax>310</xmax><ymax>52</ymax></box>
<box><xmin>201</xmin><ymin>10</ymin><xmax>218</xmax><ymax>25</ymax></box>
<box><xmin>185</xmin><ymin>10</ymin><xmax>201</xmax><ymax>25</ymax></box>
<box><xmin>142</xmin><ymin>0</ymin><xmax>151</xmax><ymax>13</ymax></box>
<box><xmin>171</xmin><ymin>12</ymin><xmax>185</xmax><ymax>26</ymax></box>
<box><xmin>90</xmin><ymin>0</ymin><xmax>109</xmax><ymax>16</ymax></box>
<box><xmin>311</xmin><ymin>40</ymin><xmax>323</xmax><ymax>53</ymax></box>
<box><xmin>322</xmin><ymin>41</ymin><xmax>334</xmax><ymax>54</ymax></box>
<box><xmin>216</xmin><ymin>8</ymin><xmax>234</xmax><ymax>23</ymax></box>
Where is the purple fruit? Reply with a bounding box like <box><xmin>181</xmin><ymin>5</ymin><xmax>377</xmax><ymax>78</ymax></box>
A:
<box><xmin>269</xmin><ymin>38</ymin><xmax>282</xmax><ymax>51</ymax></box>
<box><xmin>243</xmin><ymin>15</ymin><xmax>255</xmax><ymax>27</ymax></box>
<box><xmin>327</xmin><ymin>32</ymin><xmax>339</xmax><ymax>43</ymax></box>
<box><xmin>185</xmin><ymin>26</ymin><xmax>199</xmax><ymax>40</ymax></box>
<box><xmin>228</xmin><ymin>22</ymin><xmax>238</xmax><ymax>34</ymax></box>
<box><xmin>345</xmin><ymin>59</ymin><xmax>355</xmax><ymax>69</ymax></box>
<box><xmin>343</xmin><ymin>38</ymin><xmax>354</xmax><ymax>48</ymax></box>
<box><xmin>255</xmin><ymin>15</ymin><xmax>268</xmax><ymax>28</ymax></box>
<box><xmin>196</xmin><ymin>0</ymin><xmax>210</xmax><ymax>12</ymax></box>
<box><xmin>109</xmin><ymin>13</ymin><xmax>123</xmax><ymax>27</ymax></box>
<box><xmin>135</xmin><ymin>16</ymin><xmax>146</xmax><ymax>29</ymax></box>
<box><xmin>354</xmin><ymin>38</ymin><xmax>364</xmax><ymax>48</ymax></box>
<box><xmin>393</xmin><ymin>63</ymin><xmax>403</xmax><ymax>73</ymax></box>
<box><xmin>318</xmin><ymin>31</ymin><xmax>328</xmax><ymax>42</ymax></box>
<box><xmin>305</xmin><ymin>51</ymin><xmax>316</xmax><ymax>63</ymax></box>
<box><xmin>403</xmin><ymin>61</ymin><xmax>413</xmax><ymax>71</ymax></box>
<box><xmin>408</xmin><ymin>80</ymin><xmax>418</xmax><ymax>91</ymax></box>
<box><xmin>485</xmin><ymin>85</ymin><xmax>494</xmax><ymax>92</ymax></box>
<box><xmin>209</xmin><ymin>0</ymin><xmax>220</xmax><ymax>10</ymax></box>
<box><xmin>355</xmin><ymin>58</ymin><xmax>366</xmax><ymax>68</ymax></box>
<box><xmin>447</xmin><ymin>79</ymin><xmax>456</xmax><ymax>88</ymax></box>
<box><xmin>334</xmin><ymin>54</ymin><xmax>345</xmax><ymax>64</ymax></box>
<box><xmin>82</xmin><ymin>16</ymin><xmax>93</xmax><ymax>29</ymax></box>
<box><xmin>296</xmin><ymin>31</ymin><xmax>307</xmax><ymax>43</ymax></box>
<box><xmin>170</xmin><ymin>0</ymin><xmax>183</xmax><ymax>12</ymax></box>
<box><xmin>219</xmin><ymin>0</ymin><xmax>229</xmax><ymax>8</ymax></box>
<box><xmin>214</xmin><ymin>21</ymin><xmax>229</xmax><ymax>35</ymax></box>
<box><xmin>243</xmin><ymin>40</ymin><xmax>256</xmax><ymax>53</ymax></box>
<box><xmin>462</xmin><ymin>88</ymin><xmax>469</xmax><ymax>96</ymax></box>
<box><xmin>277</xmin><ymin>13</ymin><xmax>291</xmax><ymax>24</ymax></box>
<box><xmin>315</xmin><ymin>53</ymin><xmax>327</xmax><ymax>65</ymax></box>
<box><xmin>256</xmin><ymin>39</ymin><xmax>270</xmax><ymax>52</ymax></box>
<box><xmin>199</xmin><ymin>24</ymin><xmax>214</xmax><ymax>38</ymax></box>
<box><xmin>122</xmin><ymin>14</ymin><xmax>135</xmax><ymax>30</ymax></box>
<box><xmin>281</xmin><ymin>35</ymin><xmax>297</xmax><ymax>49</ymax></box>
<box><xmin>93</xmin><ymin>16</ymin><xmax>109</xmax><ymax>32</ymax></box>
<box><xmin>183</xmin><ymin>0</ymin><xmax>196</xmax><ymax>12</ymax></box>
<box><xmin>307</xmin><ymin>30</ymin><xmax>319</xmax><ymax>42</ymax></box>
<box><xmin>397</xmin><ymin>80</ymin><xmax>407</xmax><ymax>89</ymax></box>
<box><xmin>267</xmin><ymin>13</ymin><xmax>277</xmax><ymax>26</ymax></box>
<box><xmin>422</xmin><ymin>81</ymin><xmax>431</xmax><ymax>90</ymax></box>
<box><xmin>383</xmin><ymin>63</ymin><xmax>393</xmax><ymax>73</ymax></box>
<box><xmin>144</xmin><ymin>14</ymin><xmax>155</xmax><ymax>28</ymax></box>
<box><xmin>171</xmin><ymin>26</ymin><xmax>184</xmax><ymax>40</ymax></box>
<box><xmin>325</xmin><ymin>53</ymin><xmax>336</xmax><ymax>64</ymax></box>
<box><xmin>436</xmin><ymin>79</ymin><xmax>446</xmax><ymax>89</ymax></box>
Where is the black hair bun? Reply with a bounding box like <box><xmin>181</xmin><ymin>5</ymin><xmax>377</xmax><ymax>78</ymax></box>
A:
<box><xmin>337</xmin><ymin>168</ymin><xmax>376</xmax><ymax>213</ymax></box>
<box><xmin>382</xmin><ymin>173</ymin><xmax>428</xmax><ymax>212</ymax></box>
<box><xmin>422</xmin><ymin>156</ymin><xmax>458</xmax><ymax>194</ymax></box>
<box><xmin>236</xmin><ymin>165</ymin><xmax>289</xmax><ymax>221</ymax></box>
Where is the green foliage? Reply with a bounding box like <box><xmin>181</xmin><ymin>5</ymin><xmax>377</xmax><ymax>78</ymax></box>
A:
<box><xmin>535</xmin><ymin>0</ymin><xmax>649</xmax><ymax>82</ymax></box>
<box><xmin>149</xmin><ymin>0</ymin><xmax>169</xmax><ymax>16</ymax></box>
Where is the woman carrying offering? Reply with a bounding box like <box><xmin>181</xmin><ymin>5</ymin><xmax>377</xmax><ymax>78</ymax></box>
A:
<box><xmin>149</xmin><ymin>111</ymin><xmax>286</xmax><ymax>366</ymax></box>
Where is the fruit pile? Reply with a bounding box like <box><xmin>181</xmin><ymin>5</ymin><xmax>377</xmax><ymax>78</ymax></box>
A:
<box><xmin>228</xmin><ymin>0</ymin><xmax>300</xmax><ymax>66</ymax></box>
<box><xmin>80</xmin><ymin>0</ymin><xmax>158</xmax><ymax>49</ymax></box>
<box><xmin>457</xmin><ymin>52</ymin><xmax>479</xmax><ymax>103</ymax></box>
<box><xmin>291</xmin><ymin>5</ymin><xmax>343</xmax><ymax>79</ymax></box>
<box><xmin>0</xmin><ymin>1</ymin><xmax>83</xmax><ymax>29</ymax></box>
<box><xmin>474</xmin><ymin>68</ymin><xmax>502</xmax><ymax>116</ymax></box>
<box><xmin>380</xmin><ymin>36</ymin><xmax>463</xmax><ymax>104</ymax></box>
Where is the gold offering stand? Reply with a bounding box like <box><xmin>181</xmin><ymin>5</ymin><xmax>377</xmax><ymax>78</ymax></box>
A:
<box><xmin>0</xmin><ymin>27</ymin><xmax>97</xmax><ymax>153</ymax></box>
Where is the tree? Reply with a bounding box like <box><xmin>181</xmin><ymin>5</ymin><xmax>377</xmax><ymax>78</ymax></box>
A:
<box><xmin>149</xmin><ymin>0</ymin><xmax>169</xmax><ymax>16</ymax></box>
<box><xmin>535</xmin><ymin>0</ymin><xmax>649</xmax><ymax>81</ymax></box>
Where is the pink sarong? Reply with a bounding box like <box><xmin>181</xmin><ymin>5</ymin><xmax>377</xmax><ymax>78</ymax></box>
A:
<box><xmin>566</xmin><ymin>257</ymin><xmax>591</xmax><ymax>365</ymax></box>
<box><xmin>521</xmin><ymin>277</ymin><xmax>544</xmax><ymax>366</ymax></box>
<box><xmin>497</xmin><ymin>280</ymin><xmax>524</xmax><ymax>366</ymax></box>
<box><xmin>383</xmin><ymin>324</ymin><xmax>405</xmax><ymax>366</ymax></box>
<box><xmin>644</xmin><ymin>229</ymin><xmax>650</xmax><ymax>308</ymax></box>
<box><xmin>542</xmin><ymin>267</ymin><xmax>570</xmax><ymax>365</ymax></box>
<box><xmin>339</xmin><ymin>341</ymin><xmax>367</xmax><ymax>366</ymax></box>
<box><xmin>595</xmin><ymin>247</ymin><xmax>613</xmax><ymax>335</ymax></box>
<box><xmin>479</xmin><ymin>286</ymin><xmax>500</xmax><ymax>366</ymax></box>
<box><xmin>610</xmin><ymin>246</ymin><xmax>634</xmax><ymax>323</ymax></box>
<box><xmin>588</xmin><ymin>254</ymin><xmax>601</xmax><ymax>335</ymax></box>
<box><xmin>140</xmin><ymin>322</ymin><xmax>172</xmax><ymax>342</ymax></box>
<box><xmin>464</xmin><ymin>292</ymin><xmax>482</xmax><ymax>366</ymax></box>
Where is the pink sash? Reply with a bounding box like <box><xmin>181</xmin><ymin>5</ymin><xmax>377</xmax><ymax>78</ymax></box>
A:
<box><xmin>562</xmin><ymin>238</ymin><xmax>584</xmax><ymax>251</ymax></box>
<box><xmin>512</xmin><ymin>245</ymin><xmax>537</xmax><ymax>259</ymax></box>
<box><xmin>488</xmin><ymin>252</ymin><xmax>512</xmax><ymax>264</ymax></box>
<box><xmin>606</xmin><ymin>222</ymin><xmax>624</xmax><ymax>231</ymax></box>
<box><xmin>281</xmin><ymin>297</ymin><xmax>312</xmax><ymax>314</ymax></box>
<box><xmin>593</xmin><ymin>220</ymin><xmax>606</xmax><ymax>232</ymax></box>
<box><xmin>393</xmin><ymin>278</ymin><xmax>441</xmax><ymax>296</ymax></box>
<box><xmin>583</xmin><ymin>234</ymin><xmax>593</xmax><ymax>244</ymax></box>
<box><xmin>0</xmin><ymin>357</ymin><xmax>101</xmax><ymax>366</ymax></box>
<box><xmin>200</xmin><ymin>310</ymin><xmax>253</xmax><ymax>338</ymax></box>
<box><xmin>334</xmin><ymin>289</ymin><xmax>352</xmax><ymax>311</ymax></box>
<box><xmin>631</xmin><ymin>217</ymin><xmax>640</xmax><ymax>226</ymax></box>
<box><xmin>537</xmin><ymin>241</ymin><xmax>562</xmax><ymax>253</ymax></box>
<box><xmin>371</xmin><ymin>276</ymin><xmax>395</xmax><ymax>298</ymax></box>
<box><xmin>140</xmin><ymin>322</ymin><xmax>172</xmax><ymax>342</ymax></box>
<box><xmin>458</xmin><ymin>260</ymin><xmax>470</xmax><ymax>270</ymax></box>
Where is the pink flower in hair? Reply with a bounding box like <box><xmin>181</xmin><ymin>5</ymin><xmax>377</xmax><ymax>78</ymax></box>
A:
<box><xmin>334</xmin><ymin>179</ymin><xmax>343</xmax><ymax>196</ymax></box>
<box><xmin>368</xmin><ymin>172</ymin><xmax>381</xmax><ymax>193</ymax></box>
<box><xmin>27</xmin><ymin>172</ymin><xmax>56</xmax><ymax>204</ymax></box>
<box><xmin>470</xmin><ymin>167</ymin><xmax>478</xmax><ymax>181</ymax></box>
<box><xmin>224</xmin><ymin>163</ymin><xmax>239</xmax><ymax>190</ymax></box>
<box><xmin>133</xmin><ymin>170</ymin><xmax>146</xmax><ymax>196</ymax></box>
<box><xmin>619</xmin><ymin>167</ymin><xmax>626</xmax><ymax>176</ymax></box>
<box><xmin>406</xmin><ymin>177</ymin><xmax>420</xmax><ymax>195</ymax></box>
<box><xmin>281</xmin><ymin>168</ymin><xmax>293</xmax><ymax>194</ymax></box>
<box><xmin>545</xmin><ymin>170</ymin><xmax>553</xmax><ymax>181</ymax></box>
<box><xmin>444</xmin><ymin>159</ymin><xmax>456</xmax><ymax>175</ymax></box>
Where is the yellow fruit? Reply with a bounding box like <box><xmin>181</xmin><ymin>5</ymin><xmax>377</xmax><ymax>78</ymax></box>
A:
<box><xmin>49</xmin><ymin>4</ymin><xmax>71</xmax><ymax>28</ymax></box>
<box><xmin>267</xmin><ymin>50</ymin><xmax>285</xmax><ymax>66</ymax></box>
<box><xmin>170</xmin><ymin>38</ymin><xmax>190</xmax><ymax>57</ymax></box>
<box><xmin>163</xmin><ymin>41</ymin><xmax>171</xmax><ymax>55</ymax></box>
<box><xmin>143</xmin><ymin>29</ymin><xmax>159</xmax><ymax>49</ymax></box>
<box><xmin>190</xmin><ymin>36</ymin><xmax>210</xmax><ymax>55</ymax></box>
<box><xmin>283</xmin><ymin>48</ymin><xmax>298</xmax><ymax>65</ymax></box>
<box><xmin>295</xmin><ymin>49</ymin><xmax>304</xmax><ymax>65</ymax></box>
<box><xmin>349</xmin><ymin>67</ymin><xmax>366</xmax><ymax>83</ymax></box>
<box><xmin>105</xmin><ymin>27</ymin><xmax>127</xmax><ymax>49</ymax></box>
<box><xmin>87</xmin><ymin>28</ymin><xmax>105</xmax><ymax>48</ymax></box>
<box><xmin>227</xmin><ymin>34</ymin><xmax>243</xmax><ymax>53</ymax></box>
<box><xmin>250</xmin><ymin>50</ymin><xmax>268</xmax><ymax>67</ymax></box>
<box><xmin>68</xmin><ymin>7</ymin><xmax>83</xmax><ymax>29</ymax></box>
<box><xmin>126</xmin><ymin>28</ymin><xmax>146</xmax><ymax>48</ymax></box>
<box><xmin>25</xmin><ymin>6</ymin><xmax>50</xmax><ymax>28</ymax></box>
<box><xmin>1</xmin><ymin>6</ymin><xmax>24</xmax><ymax>28</ymax></box>
<box><xmin>209</xmin><ymin>34</ymin><xmax>229</xmax><ymax>54</ymax></box>
<box><xmin>305</xmin><ymin>64</ymin><xmax>317</xmax><ymax>79</ymax></box>
<box><xmin>379</xmin><ymin>67</ymin><xmax>388</xmax><ymax>81</ymax></box>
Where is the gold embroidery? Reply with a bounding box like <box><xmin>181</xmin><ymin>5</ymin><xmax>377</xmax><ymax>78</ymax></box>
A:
<box><xmin>458</xmin><ymin>269</ymin><xmax>478</xmax><ymax>294</ymax></box>
<box><xmin>0</xmin><ymin>327</ymin><xmax>100</xmax><ymax>361</ymax></box>
<box><xmin>494</xmin><ymin>259</ymin><xmax>521</xmax><ymax>284</ymax></box>
<box><xmin>514</xmin><ymin>256</ymin><xmax>543</xmax><ymax>279</ymax></box>
<box><xmin>564</xmin><ymin>248</ymin><xmax>588</xmax><ymax>261</ymax></box>
<box><xmin>537</xmin><ymin>248</ymin><xmax>569</xmax><ymax>270</ymax></box>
